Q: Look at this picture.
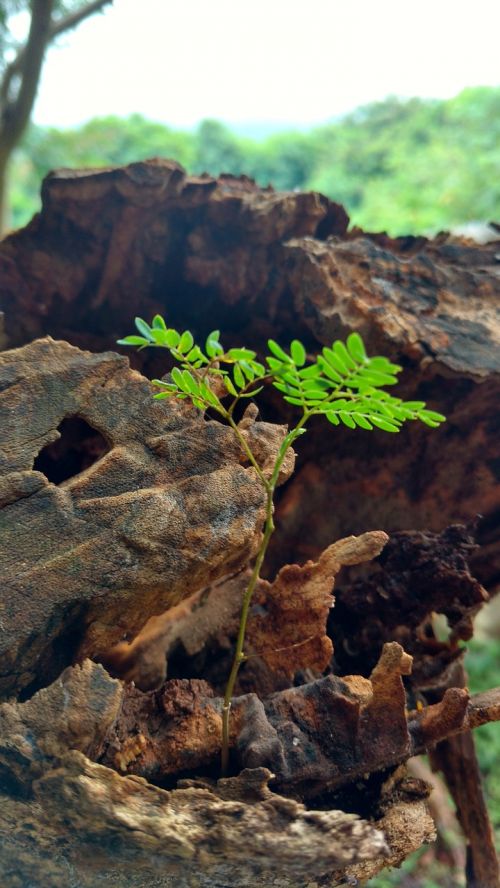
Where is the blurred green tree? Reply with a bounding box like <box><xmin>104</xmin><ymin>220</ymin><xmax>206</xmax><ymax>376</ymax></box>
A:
<box><xmin>9</xmin><ymin>87</ymin><xmax>500</xmax><ymax>235</ymax></box>
<box><xmin>193</xmin><ymin>119</ymin><xmax>246</xmax><ymax>176</ymax></box>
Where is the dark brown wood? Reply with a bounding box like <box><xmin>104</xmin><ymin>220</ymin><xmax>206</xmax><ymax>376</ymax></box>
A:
<box><xmin>430</xmin><ymin>663</ymin><xmax>500</xmax><ymax>888</ymax></box>
<box><xmin>0</xmin><ymin>162</ymin><xmax>498</xmax><ymax>590</ymax></box>
<box><xmin>0</xmin><ymin>336</ymin><xmax>293</xmax><ymax>699</ymax></box>
<box><xmin>1</xmin><ymin>165</ymin><xmax>499</xmax><ymax>885</ymax></box>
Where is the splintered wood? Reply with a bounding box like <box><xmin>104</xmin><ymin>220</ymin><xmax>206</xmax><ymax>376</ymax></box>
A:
<box><xmin>1</xmin><ymin>162</ymin><xmax>499</xmax><ymax>887</ymax></box>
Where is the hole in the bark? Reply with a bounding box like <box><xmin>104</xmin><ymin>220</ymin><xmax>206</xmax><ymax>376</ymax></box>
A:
<box><xmin>33</xmin><ymin>416</ymin><xmax>110</xmax><ymax>484</ymax></box>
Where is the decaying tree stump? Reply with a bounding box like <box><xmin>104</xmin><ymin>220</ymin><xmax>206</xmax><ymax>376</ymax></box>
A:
<box><xmin>0</xmin><ymin>160</ymin><xmax>499</xmax><ymax>587</ymax></box>
<box><xmin>0</xmin><ymin>163</ymin><xmax>499</xmax><ymax>886</ymax></box>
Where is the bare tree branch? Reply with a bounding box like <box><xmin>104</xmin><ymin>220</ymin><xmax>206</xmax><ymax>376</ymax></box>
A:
<box><xmin>0</xmin><ymin>1</ymin><xmax>112</xmax><ymax>118</ymax></box>
<box><xmin>0</xmin><ymin>0</ymin><xmax>113</xmax><ymax>228</ymax></box>
<box><xmin>0</xmin><ymin>0</ymin><xmax>54</xmax><ymax>153</ymax></box>
<box><xmin>50</xmin><ymin>0</ymin><xmax>113</xmax><ymax>40</ymax></box>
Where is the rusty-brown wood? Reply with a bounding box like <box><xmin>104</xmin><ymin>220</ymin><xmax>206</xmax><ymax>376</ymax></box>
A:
<box><xmin>1</xmin><ymin>163</ymin><xmax>499</xmax><ymax>886</ymax></box>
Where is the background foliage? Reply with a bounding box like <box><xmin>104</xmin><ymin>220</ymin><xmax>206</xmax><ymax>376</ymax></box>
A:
<box><xmin>10</xmin><ymin>85</ymin><xmax>500</xmax><ymax>234</ymax></box>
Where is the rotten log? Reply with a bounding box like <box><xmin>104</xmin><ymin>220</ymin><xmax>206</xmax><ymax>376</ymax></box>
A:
<box><xmin>2</xmin><ymin>654</ymin><xmax>499</xmax><ymax>887</ymax></box>
<box><xmin>330</xmin><ymin>523</ymin><xmax>489</xmax><ymax>686</ymax></box>
<box><xmin>0</xmin><ymin>335</ymin><xmax>491</xmax><ymax>886</ymax></box>
<box><xmin>331</xmin><ymin>527</ymin><xmax>500</xmax><ymax>886</ymax></box>
<box><xmin>96</xmin><ymin>645</ymin><xmax>500</xmax><ymax>798</ymax></box>
<box><xmin>0</xmin><ymin>336</ymin><xmax>294</xmax><ymax>699</ymax></box>
<box><xmin>0</xmin><ymin>659</ymin><xmax>434</xmax><ymax>888</ymax></box>
<box><xmin>102</xmin><ymin>530</ymin><xmax>389</xmax><ymax>691</ymax></box>
<box><xmin>0</xmin><ymin>161</ymin><xmax>499</xmax><ymax>589</ymax></box>
<box><xmin>0</xmin><ymin>165</ymin><xmax>499</xmax><ymax>885</ymax></box>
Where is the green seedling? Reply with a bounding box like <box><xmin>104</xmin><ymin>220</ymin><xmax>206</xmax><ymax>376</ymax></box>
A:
<box><xmin>118</xmin><ymin>316</ymin><xmax>445</xmax><ymax>773</ymax></box>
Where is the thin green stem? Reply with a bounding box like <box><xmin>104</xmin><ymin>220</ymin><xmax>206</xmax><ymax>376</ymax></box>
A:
<box><xmin>220</xmin><ymin>420</ymin><xmax>307</xmax><ymax>774</ymax></box>
<box><xmin>226</xmin><ymin>373</ymin><xmax>273</xmax><ymax>415</ymax></box>
<box><xmin>227</xmin><ymin>415</ymin><xmax>270</xmax><ymax>490</ymax></box>
<box><xmin>220</xmin><ymin>485</ymin><xmax>274</xmax><ymax>774</ymax></box>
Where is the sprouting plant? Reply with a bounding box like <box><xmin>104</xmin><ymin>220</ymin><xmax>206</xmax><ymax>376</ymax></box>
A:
<box><xmin>118</xmin><ymin>316</ymin><xmax>445</xmax><ymax>773</ymax></box>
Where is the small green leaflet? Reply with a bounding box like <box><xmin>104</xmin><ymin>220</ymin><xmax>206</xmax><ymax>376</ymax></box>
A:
<box><xmin>135</xmin><ymin>317</ymin><xmax>154</xmax><ymax>340</ymax></box>
<box><xmin>268</xmin><ymin>339</ymin><xmax>292</xmax><ymax>363</ymax></box>
<box><xmin>346</xmin><ymin>332</ymin><xmax>367</xmax><ymax>362</ymax></box>
<box><xmin>290</xmin><ymin>340</ymin><xmax>306</xmax><ymax>366</ymax></box>
<box><xmin>178</xmin><ymin>330</ymin><xmax>194</xmax><ymax>354</ymax></box>
<box><xmin>116</xmin><ymin>335</ymin><xmax>150</xmax><ymax>347</ymax></box>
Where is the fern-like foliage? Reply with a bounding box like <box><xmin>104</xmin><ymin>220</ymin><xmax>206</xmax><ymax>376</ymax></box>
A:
<box><xmin>117</xmin><ymin>315</ymin><xmax>445</xmax><ymax>775</ymax></box>
<box><xmin>118</xmin><ymin>317</ymin><xmax>445</xmax><ymax>432</ymax></box>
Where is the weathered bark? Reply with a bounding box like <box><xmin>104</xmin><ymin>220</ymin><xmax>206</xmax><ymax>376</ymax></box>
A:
<box><xmin>0</xmin><ymin>659</ymin><xmax>432</xmax><ymax>888</ymax></box>
<box><xmin>0</xmin><ymin>336</ymin><xmax>295</xmax><ymax>699</ymax></box>
<box><xmin>330</xmin><ymin>524</ymin><xmax>489</xmax><ymax>684</ymax></box>
<box><xmin>103</xmin><ymin>530</ymin><xmax>388</xmax><ymax>691</ymax></box>
<box><xmin>0</xmin><ymin>161</ymin><xmax>498</xmax><ymax>590</ymax></box>
<box><xmin>1</xmin><ymin>655</ymin><xmax>498</xmax><ymax>887</ymax></box>
<box><xmin>96</xmin><ymin>644</ymin><xmax>500</xmax><ymax>797</ymax></box>
<box><xmin>1</xmin><ymin>165</ymin><xmax>499</xmax><ymax>885</ymax></box>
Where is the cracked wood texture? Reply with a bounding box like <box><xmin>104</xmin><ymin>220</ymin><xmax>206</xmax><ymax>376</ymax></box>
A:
<box><xmin>0</xmin><ymin>336</ymin><xmax>295</xmax><ymax>699</ymax></box>
<box><xmin>0</xmin><ymin>163</ymin><xmax>499</xmax><ymax>886</ymax></box>
<box><xmin>0</xmin><ymin>160</ymin><xmax>499</xmax><ymax>588</ymax></box>
<box><xmin>1</xmin><ymin>657</ymin><xmax>498</xmax><ymax>887</ymax></box>
<box><xmin>96</xmin><ymin>643</ymin><xmax>500</xmax><ymax>799</ymax></box>
<box><xmin>103</xmin><ymin>530</ymin><xmax>388</xmax><ymax>691</ymax></box>
<box><xmin>0</xmin><ymin>660</ymin><xmax>435</xmax><ymax>888</ymax></box>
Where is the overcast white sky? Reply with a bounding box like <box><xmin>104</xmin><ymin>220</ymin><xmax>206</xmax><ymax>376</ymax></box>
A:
<box><xmin>29</xmin><ymin>0</ymin><xmax>500</xmax><ymax>131</ymax></box>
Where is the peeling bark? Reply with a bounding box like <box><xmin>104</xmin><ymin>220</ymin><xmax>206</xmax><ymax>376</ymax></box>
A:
<box><xmin>0</xmin><ymin>337</ymin><xmax>293</xmax><ymax>699</ymax></box>
<box><xmin>0</xmin><ymin>161</ymin><xmax>498</xmax><ymax>588</ymax></box>
<box><xmin>1</xmin><ymin>658</ymin><xmax>497</xmax><ymax>886</ymax></box>
<box><xmin>97</xmin><ymin>649</ymin><xmax>500</xmax><ymax>798</ymax></box>
<box><xmin>1</xmin><ymin>165</ymin><xmax>499</xmax><ymax>885</ymax></box>
<box><xmin>0</xmin><ymin>660</ymin><xmax>426</xmax><ymax>888</ymax></box>
<box><xmin>103</xmin><ymin>530</ymin><xmax>388</xmax><ymax>690</ymax></box>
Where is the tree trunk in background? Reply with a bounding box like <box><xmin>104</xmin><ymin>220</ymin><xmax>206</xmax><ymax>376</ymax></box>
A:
<box><xmin>0</xmin><ymin>0</ymin><xmax>54</xmax><ymax>232</ymax></box>
<box><xmin>0</xmin><ymin>0</ymin><xmax>112</xmax><ymax>233</ymax></box>
<box><xmin>0</xmin><ymin>148</ymin><xmax>9</xmax><ymax>232</ymax></box>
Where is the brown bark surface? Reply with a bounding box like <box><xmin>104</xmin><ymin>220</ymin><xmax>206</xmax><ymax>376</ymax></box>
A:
<box><xmin>1</xmin><ymin>164</ymin><xmax>499</xmax><ymax>886</ymax></box>
<box><xmin>0</xmin><ymin>336</ymin><xmax>294</xmax><ymax>699</ymax></box>
<box><xmin>0</xmin><ymin>160</ymin><xmax>498</xmax><ymax>588</ymax></box>
<box><xmin>0</xmin><ymin>659</ymin><xmax>432</xmax><ymax>888</ymax></box>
